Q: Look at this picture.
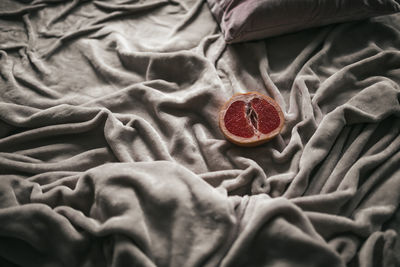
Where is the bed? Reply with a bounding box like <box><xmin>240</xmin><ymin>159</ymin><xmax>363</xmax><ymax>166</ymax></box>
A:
<box><xmin>0</xmin><ymin>0</ymin><xmax>399</xmax><ymax>266</ymax></box>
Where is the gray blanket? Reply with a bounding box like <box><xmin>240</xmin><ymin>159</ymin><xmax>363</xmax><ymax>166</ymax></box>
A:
<box><xmin>1</xmin><ymin>0</ymin><xmax>399</xmax><ymax>266</ymax></box>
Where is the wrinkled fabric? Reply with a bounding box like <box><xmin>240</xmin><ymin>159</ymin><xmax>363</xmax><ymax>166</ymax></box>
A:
<box><xmin>0</xmin><ymin>0</ymin><xmax>399</xmax><ymax>266</ymax></box>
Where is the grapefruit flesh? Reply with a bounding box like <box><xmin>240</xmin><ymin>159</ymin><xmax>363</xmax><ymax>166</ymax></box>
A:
<box><xmin>224</xmin><ymin>101</ymin><xmax>254</xmax><ymax>138</ymax></box>
<box><xmin>250</xmin><ymin>98</ymin><xmax>281</xmax><ymax>135</ymax></box>
<box><xmin>219</xmin><ymin>92</ymin><xmax>284</xmax><ymax>146</ymax></box>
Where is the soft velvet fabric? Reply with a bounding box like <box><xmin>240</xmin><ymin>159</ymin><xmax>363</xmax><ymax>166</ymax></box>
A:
<box><xmin>0</xmin><ymin>0</ymin><xmax>400</xmax><ymax>266</ymax></box>
<box><xmin>207</xmin><ymin>0</ymin><xmax>400</xmax><ymax>43</ymax></box>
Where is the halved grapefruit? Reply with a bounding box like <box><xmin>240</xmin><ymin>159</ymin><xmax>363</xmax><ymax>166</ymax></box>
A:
<box><xmin>219</xmin><ymin>92</ymin><xmax>284</xmax><ymax>147</ymax></box>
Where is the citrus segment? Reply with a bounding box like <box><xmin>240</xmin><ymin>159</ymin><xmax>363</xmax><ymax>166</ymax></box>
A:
<box><xmin>250</xmin><ymin>98</ymin><xmax>280</xmax><ymax>134</ymax></box>
<box><xmin>219</xmin><ymin>92</ymin><xmax>284</xmax><ymax>147</ymax></box>
<box><xmin>224</xmin><ymin>101</ymin><xmax>254</xmax><ymax>138</ymax></box>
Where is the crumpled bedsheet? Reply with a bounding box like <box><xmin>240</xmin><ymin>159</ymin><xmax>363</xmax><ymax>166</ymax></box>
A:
<box><xmin>0</xmin><ymin>0</ymin><xmax>399</xmax><ymax>266</ymax></box>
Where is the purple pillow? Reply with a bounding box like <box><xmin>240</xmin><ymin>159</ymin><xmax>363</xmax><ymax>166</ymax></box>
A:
<box><xmin>207</xmin><ymin>0</ymin><xmax>400</xmax><ymax>43</ymax></box>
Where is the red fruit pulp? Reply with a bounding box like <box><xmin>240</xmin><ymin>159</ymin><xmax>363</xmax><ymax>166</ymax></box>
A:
<box><xmin>250</xmin><ymin>98</ymin><xmax>280</xmax><ymax>134</ymax></box>
<box><xmin>224</xmin><ymin>101</ymin><xmax>254</xmax><ymax>138</ymax></box>
<box><xmin>224</xmin><ymin>98</ymin><xmax>281</xmax><ymax>138</ymax></box>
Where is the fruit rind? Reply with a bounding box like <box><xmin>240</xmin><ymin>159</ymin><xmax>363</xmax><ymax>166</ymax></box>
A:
<box><xmin>219</xmin><ymin>92</ymin><xmax>284</xmax><ymax>147</ymax></box>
